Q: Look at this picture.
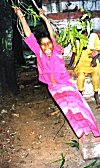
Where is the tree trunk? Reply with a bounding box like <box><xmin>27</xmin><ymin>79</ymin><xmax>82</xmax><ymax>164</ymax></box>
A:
<box><xmin>12</xmin><ymin>19</ymin><xmax>26</xmax><ymax>65</ymax></box>
<box><xmin>0</xmin><ymin>1</ymin><xmax>18</xmax><ymax>95</ymax></box>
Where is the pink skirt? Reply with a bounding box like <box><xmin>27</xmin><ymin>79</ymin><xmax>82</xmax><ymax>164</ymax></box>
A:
<box><xmin>48</xmin><ymin>80</ymin><xmax>100</xmax><ymax>138</ymax></box>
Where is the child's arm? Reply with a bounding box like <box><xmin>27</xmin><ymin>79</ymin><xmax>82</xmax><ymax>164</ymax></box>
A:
<box><xmin>88</xmin><ymin>49</ymin><xmax>100</xmax><ymax>58</ymax></box>
<box><xmin>39</xmin><ymin>8</ymin><xmax>56</xmax><ymax>40</ymax></box>
<box><xmin>90</xmin><ymin>57</ymin><xmax>97</xmax><ymax>67</ymax></box>
<box><xmin>90</xmin><ymin>54</ymin><xmax>100</xmax><ymax>67</ymax></box>
<box><xmin>13</xmin><ymin>7</ymin><xmax>55</xmax><ymax>40</ymax></box>
<box><xmin>13</xmin><ymin>6</ymin><xmax>41</xmax><ymax>56</ymax></box>
<box><xmin>12</xmin><ymin>6</ymin><xmax>31</xmax><ymax>37</ymax></box>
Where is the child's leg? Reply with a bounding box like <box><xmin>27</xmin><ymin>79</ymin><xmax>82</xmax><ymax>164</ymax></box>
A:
<box><xmin>91</xmin><ymin>71</ymin><xmax>100</xmax><ymax>106</ymax></box>
<box><xmin>77</xmin><ymin>72</ymin><xmax>85</xmax><ymax>93</ymax></box>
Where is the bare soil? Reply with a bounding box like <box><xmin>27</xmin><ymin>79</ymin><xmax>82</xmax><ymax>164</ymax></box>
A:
<box><xmin>0</xmin><ymin>66</ymin><xmax>99</xmax><ymax>168</ymax></box>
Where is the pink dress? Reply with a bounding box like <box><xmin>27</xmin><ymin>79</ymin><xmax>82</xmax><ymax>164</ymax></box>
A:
<box><xmin>24</xmin><ymin>33</ymin><xmax>100</xmax><ymax>138</ymax></box>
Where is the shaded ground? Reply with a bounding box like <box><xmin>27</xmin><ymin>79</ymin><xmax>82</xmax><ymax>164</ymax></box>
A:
<box><xmin>0</xmin><ymin>66</ymin><xmax>100</xmax><ymax>168</ymax></box>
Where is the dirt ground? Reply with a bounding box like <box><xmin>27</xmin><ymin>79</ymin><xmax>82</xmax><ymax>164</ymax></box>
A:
<box><xmin>0</xmin><ymin>66</ymin><xmax>100</xmax><ymax>168</ymax></box>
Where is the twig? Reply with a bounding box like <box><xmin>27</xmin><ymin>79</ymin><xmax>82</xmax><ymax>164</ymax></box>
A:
<box><xmin>31</xmin><ymin>0</ymin><xmax>39</xmax><ymax>11</ymax></box>
<box><xmin>17</xmin><ymin>18</ymin><xmax>25</xmax><ymax>38</ymax></box>
<box><xmin>53</xmin><ymin>119</ymin><xmax>66</xmax><ymax>140</ymax></box>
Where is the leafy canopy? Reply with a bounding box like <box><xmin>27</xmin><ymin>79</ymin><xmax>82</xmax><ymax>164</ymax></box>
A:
<box><xmin>56</xmin><ymin>12</ymin><xmax>92</xmax><ymax>67</ymax></box>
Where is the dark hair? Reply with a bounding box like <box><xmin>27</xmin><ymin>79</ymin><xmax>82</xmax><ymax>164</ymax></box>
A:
<box><xmin>37</xmin><ymin>31</ymin><xmax>52</xmax><ymax>44</ymax></box>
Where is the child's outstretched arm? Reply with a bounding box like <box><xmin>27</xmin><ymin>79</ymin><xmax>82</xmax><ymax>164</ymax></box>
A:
<box><xmin>12</xmin><ymin>6</ymin><xmax>31</xmax><ymax>37</ymax></box>
<box><xmin>39</xmin><ymin>8</ymin><xmax>56</xmax><ymax>40</ymax></box>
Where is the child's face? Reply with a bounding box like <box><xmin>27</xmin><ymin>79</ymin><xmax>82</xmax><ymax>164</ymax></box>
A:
<box><xmin>40</xmin><ymin>37</ymin><xmax>53</xmax><ymax>57</ymax></box>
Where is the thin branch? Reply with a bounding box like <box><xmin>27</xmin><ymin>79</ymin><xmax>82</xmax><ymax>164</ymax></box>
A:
<box><xmin>31</xmin><ymin>0</ymin><xmax>39</xmax><ymax>11</ymax></box>
<box><xmin>17</xmin><ymin>18</ymin><xmax>25</xmax><ymax>38</ymax></box>
<box><xmin>53</xmin><ymin>118</ymin><xmax>66</xmax><ymax>140</ymax></box>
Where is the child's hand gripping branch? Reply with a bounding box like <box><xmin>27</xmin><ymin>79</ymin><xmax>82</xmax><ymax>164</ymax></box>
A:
<box><xmin>12</xmin><ymin>6</ymin><xmax>55</xmax><ymax>40</ymax></box>
<box><xmin>38</xmin><ymin>8</ymin><xmax>56</xmax><ymax>40</ymax></box>
<box><xmin>12</xmin><ymin>6</ymin><xmax>32</xmax><ymax>37</ymax></box>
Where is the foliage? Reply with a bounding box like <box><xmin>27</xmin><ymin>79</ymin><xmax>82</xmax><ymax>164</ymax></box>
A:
<box><xmin>56</xmin><ymin>12</ymin><xmax>92</xmax><ymax>68</ymax></box>
<box><xmin>8</xmin><ymin>0</ymin><xmax>40</xmax><ymax>37</ymax></box>
<box><xmin>77</xmin><ymin>12</ymin><xmax>92</xmax><ymax>36</ymax></box>
<box><xmin>84</xmin><ymin>160</ymin><xmax>100</xmax><ymax>168</ymax></box>
<box><xmin>66</xmin><ymin>139</ymin><xmax>79</xmax><ymax>150</ymax></box>
<box><xmin>84</xmin><ymin>160</ymin><xmax>97</xmax><ymax>168</ymax></box>
<box><xmin>18</xmin><ymin>2</ymin><xmax>40</xmax><ymax>27</ymax></box>
<box><xmin>52</xmin><ymin>153</ymin><xmax>65</xmax><ymax>168</ymax></box>
<box><xmin>66</xmin><ymin>140</ymin><xmax>100</xmax><ymax>168</ymax></box>
<box><xmin>56</xmin><ymin>24</ymin><xmax>88</xmax><ymax>67</ymax></box>
<box><xmin>2</xmin><ymin>37</ymin><xmax>8</xmax><ymax>50</ymax></box>
<box><xmin>27</xmin><ymin>5</ymin><xmax>40</xmax><ymax>27</ymax></box>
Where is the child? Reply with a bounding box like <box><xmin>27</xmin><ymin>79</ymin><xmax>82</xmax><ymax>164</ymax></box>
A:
<box><xmin>71</xmin><ymin>30</ymin><xmax>100</xmax><ymax>107</ymax></box>
<box><xmin>13</xmin><ymin>6</ymin><xmax>100</xmax><ymax>139</ymax></box>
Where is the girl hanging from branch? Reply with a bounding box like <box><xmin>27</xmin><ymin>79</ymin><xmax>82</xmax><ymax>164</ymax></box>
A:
<box><xmin>12</xmin><ymin>5</ymin><xmax>100</xmax><ymax>139</ymax></box>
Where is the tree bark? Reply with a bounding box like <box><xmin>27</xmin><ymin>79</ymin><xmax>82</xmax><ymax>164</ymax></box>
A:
<box><xmin>12</xmin><ymin>17</ymin><xmax>26</xmax><ymax>65</ymax></box>
<box><xmin>0</xmin><ymin>1</ymin><xmax>18</xmax><ymax>95</ymax></box>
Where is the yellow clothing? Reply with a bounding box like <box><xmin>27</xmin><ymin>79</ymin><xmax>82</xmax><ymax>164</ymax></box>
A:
<box><xmin>74</xmin><ymin>48</ymin><xmax>100</xmax><ymax>74</ymax></box>
<box><xmin>76</xmin><ymin>71</ymin><xmax>99</xmax><ymax>92</ymax></box>
<box><xmin>88</xmin><ymin>33</ymin><xmax>100</xmax><ymax>50</ymax></box>
<box><xmin>74</xmin><ymin>33</ymin><xmax>100</xmax><ymax>92</ymax></box>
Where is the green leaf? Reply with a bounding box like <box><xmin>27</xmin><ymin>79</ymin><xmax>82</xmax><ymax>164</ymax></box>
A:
<box><xmin>52</xmin><ymin>153</ymin><xmax>65</xmax><ymax>168</ymax></box>
<box><xmin>60</xmin><ymin>153</ymin><xmax>65</xmax><ymax>168</ymax></box>
<box><xmin>56</xmin><ymin>12</ymin><xmax>90</xmax><ymax>67</ymax></box>
<box><xmin>66</xmin><ymin>139</ymin><xmax>79</xmax><ymax>150</ymax></box>
<box><xmin>2</xmin><ymin>37</ymin><xmax>4</xmax><ymax>47</ymax></box>
<box><xmin>84</xmin><ymin>160</ymin><xmax>97</xmax><ymax>168</ymax></box>
<box><xmin>62</xmin><ymin>29</ymin><xmax>67</xmax><ymax>41</ymax></box>
<box><xmin>96</xmin><ymin>164</ymin><xmax>100</xmax><ymax>168</ymax></box>
<box><xmin>87</xmin><ymin>20</ymin><xmax>91</xmax><ymax>36</ymax></box>
<box><xmin>81</xmin><ymin>13</ymin><xmax>88</xmax><ymax>20</ymax></box>
<box><xmin>2</xmin><ymin>37</ymin><xmax>8</xmax><ymax>49</ymax></box>
<box><xmin>26</xmin><ymin>5</ymin><xmax>40</xmax><ymax>27</ymax></box>
<box><xmin>87</xmin><ymin>12</ymin><xmax>92</xmax><ymax>19</ymax></box>
<box><xmin>5</xmin><ymin>39</ymin><xmax>8</xmax><ymax>49</ymax></box>
<box><xmin>33</xmin><ymin>15</ymin><xmax>36</xmax><ymax>27</ymax></box>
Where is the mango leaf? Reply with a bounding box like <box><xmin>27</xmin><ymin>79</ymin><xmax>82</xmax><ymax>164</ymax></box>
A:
<box><xmin>87</xmin><ymin>20</ymin><xmax>91</xmax><ymax>36</ymax></box>
<box><xmin>62</xmin><ymin>29</ymin><xmax>67</xmax><ymax>42</ymax></box>
<box><xmin>33</xmin><ymin>15</ymin><xmax>36</xmax><ymax>27</ymax></box>
<box><xmin>2</xmin><ymin>37</ymin><xmax>8</xmax><ymax>50</ymax></box>
<box><xmin>5</xmin><ymin>39</ymin><xmax>8</xmax><ymax>49</ymax></box>
<box><xmin>84</xmin><ymin>160</ymin><xmax>97</xmax><ymax>168</ymax></box>
<box><xmin>60</xmin><ymin>153</ymin><xmax>65</xmax><ymax>168</ymax></box>
<box><xmin>26</xmin><ymin>5</ymin><xmax>40</xmax><ymax>27</ymax></box>
<box><xmin>87</xmin><ymin>12</ymin><xmax>92</xmax><ymax>18</ymax></box>
<box><xmin>66</xmin><ymin>139</ymin><xmax>79</xmax><ymax>150</ymax></box>
<box><xmin>81</xmin><ymin>13</ymin><xmax>88</xmax><ymax>20</ymax></box>
<box><xmin>52</xmin><ymin>153</ymin><xmax>65</xmax><ymax>168</ymax></box>
<box><xmin>96</xmin><ymin>164</ymin><xmax>100</xmax><ymax>168</ymax></box>
<box><xmin>56</xmin><ymin>13</ymin><xmax>89</xmax><ymax>68</ymax></box>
